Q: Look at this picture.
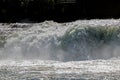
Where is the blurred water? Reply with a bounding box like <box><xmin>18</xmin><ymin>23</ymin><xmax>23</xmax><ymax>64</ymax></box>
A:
<box><xmin>0</xmin><ymin>59</ymin><xmax>120</xmax><ymax>80</ymax></box>
<box><xmin>0</xmin><ymin>19</ymin><xmax>120</xmax><ymax>79</ymax></box>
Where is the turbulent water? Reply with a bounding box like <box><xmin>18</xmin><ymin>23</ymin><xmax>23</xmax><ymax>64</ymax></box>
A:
<box><xmin>1</xmin><ymin>19</ymin><xmax>120</xmax><ymax>79</ymax></box>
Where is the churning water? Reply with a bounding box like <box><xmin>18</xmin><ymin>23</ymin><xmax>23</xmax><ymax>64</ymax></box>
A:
<box><xmin>1</xmin><ymin>19</ymin><xmax>120</xmax><ymax>79</ymax></box>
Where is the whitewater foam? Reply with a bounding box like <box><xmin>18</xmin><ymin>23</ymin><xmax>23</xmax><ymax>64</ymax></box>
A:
<box><xmin>0</xmin><ymin>19</ymin><xmax>120</xmax><ymax>79</ymax></box>
<box><xmin>0</xmin><ymin>59</ymin><xmax>120</xmax><ymax>80</ymax></box>
<box><xmin>1</xmin><ymin>20</ymin><xmax>120</xmax><ymax>61</ymax></box>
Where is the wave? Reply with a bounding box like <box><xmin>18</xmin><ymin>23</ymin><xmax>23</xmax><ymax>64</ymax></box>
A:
<box><xmin>60</xmin><ymin>25</ymin><xmax>120</xmax><ymax>61</ymax></box>
<box><xmin>0</xmin><ymin>20</ymin><xmax>120</xmax><ymax>61</ymax></box>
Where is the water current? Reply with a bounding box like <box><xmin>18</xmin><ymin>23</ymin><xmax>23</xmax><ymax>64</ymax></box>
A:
<box><xmin>0</xmin><ymin>19</ymin><xmax>120</xmax><ymax>79</ymax></box>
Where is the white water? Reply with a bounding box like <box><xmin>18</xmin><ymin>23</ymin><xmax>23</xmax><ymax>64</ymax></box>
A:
<box><xmin>0</xmin><ymin>59</ymin><xmax>120</xmax><ymax>80</ymax></box>
<box><xmin>0</xmin><ymin>19</ymin><xmax>120</xmax><ymax>79</ymax></box>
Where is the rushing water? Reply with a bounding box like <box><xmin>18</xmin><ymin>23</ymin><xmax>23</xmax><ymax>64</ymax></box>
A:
<box><xmin>1</xmin><ymin>19</ymin><xmax>120</xmax><ymax>79</ymax></box>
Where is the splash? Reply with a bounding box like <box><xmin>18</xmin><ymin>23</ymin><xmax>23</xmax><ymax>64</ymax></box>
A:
<box><xmin>0</xmin><ymin>19</ymin><xmax>120</xmax><ymax>79</ymax></box>
<box><xmin>1</xmin><ymin>20</ymin><xmax>120</xmax><ymax>61</ymax></box>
